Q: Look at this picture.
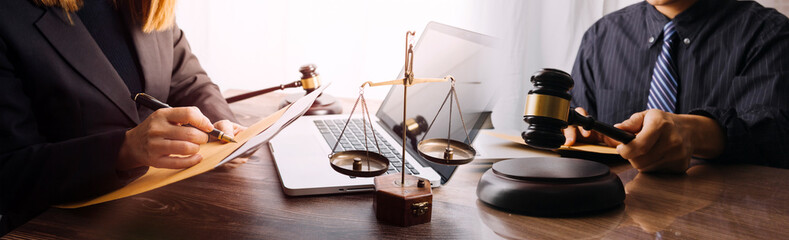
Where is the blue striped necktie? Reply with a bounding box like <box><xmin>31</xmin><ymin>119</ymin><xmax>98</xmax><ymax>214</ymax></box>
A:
<box><xmin>647</xmin><ymin>21</ymin><xmax>679</xmax><ymax>113</ymax></box>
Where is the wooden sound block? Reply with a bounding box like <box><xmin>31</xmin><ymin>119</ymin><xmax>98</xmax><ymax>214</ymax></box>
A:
<box><xmin>476</xmin><ymin>157</ymin><xmax>625</xmax><ymax>217</ymax></box>
<box><xmin>374</xmin><ymin>174</ymin><xmax>432</xmax><ymax>227</ymax></box>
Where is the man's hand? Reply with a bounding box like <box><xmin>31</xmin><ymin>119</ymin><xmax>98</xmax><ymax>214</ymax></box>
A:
<box><xmin>562</xmin><ymin>107</ymin><xmax>605</xmax><ymax>146</ymax></box>
<box><xmin>614</xmin><ymin>109</ymin><xmax>725</xmax><ymax>173</ymax></box>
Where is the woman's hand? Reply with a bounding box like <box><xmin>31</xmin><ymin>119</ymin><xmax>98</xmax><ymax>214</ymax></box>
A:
<box><xmin>212</xmin><ymin>119</ymin><xmax>246</xmax><ymax>142</ymax></box>
<box><xmin>117</xmin><ymin>107</ymin><xmax>214</xmax><ymax>170</ymax></box>
<box><xmin>212</xmin><ymin>120</ymin><xmax>249</xmax><ymax>170</ymax></box>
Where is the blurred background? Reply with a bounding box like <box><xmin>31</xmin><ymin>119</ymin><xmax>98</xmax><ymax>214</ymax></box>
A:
<box><xmin>175</xmin><ymin>0</ymin><xmax>789</xmax><ymax>131</ymax></box>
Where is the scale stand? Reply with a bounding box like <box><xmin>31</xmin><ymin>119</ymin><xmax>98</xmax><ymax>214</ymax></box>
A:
<box><xmin>327</xmin><ymin>31</ymin><xmax>476</xmax><ymax>227</ymax></box>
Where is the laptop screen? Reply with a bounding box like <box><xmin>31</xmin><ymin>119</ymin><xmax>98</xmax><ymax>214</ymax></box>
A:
<box><xmin>375</xmin><ymin>22</ymin><xmax>499</xmax><ymax>183</ymax></box>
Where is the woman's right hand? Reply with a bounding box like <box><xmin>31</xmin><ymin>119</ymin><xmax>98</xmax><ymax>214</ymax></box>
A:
<box><xmin>117</xmin><ymin>107</ymin><xmax>214</xmax><ymax>171</ymax></box>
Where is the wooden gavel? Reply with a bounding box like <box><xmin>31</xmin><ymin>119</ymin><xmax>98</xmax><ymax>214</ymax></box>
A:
<box><xmin>522</xmin><ymin>68</ymin><xmax>635</xmax><ymax>150</ymax></box>
<box><xmin>225</xmin><ymin>64</ymin><xmax>322</xmax><ymax>104</ymax></box>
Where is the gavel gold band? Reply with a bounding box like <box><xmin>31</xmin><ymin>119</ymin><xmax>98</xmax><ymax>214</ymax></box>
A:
<box><xmin>300</xmin><ymin>77</ymin><xmax>320</xmax><ymax>90</ymax></box>
<box><xmin>405</xmin><ymin>118</ymin><xmax>420</xmax><ymax>133</ymax></box>
<box><xmin>524</xmin><ymin>94</ymin><xmax>570</xmax><ymax>121</ymax></box>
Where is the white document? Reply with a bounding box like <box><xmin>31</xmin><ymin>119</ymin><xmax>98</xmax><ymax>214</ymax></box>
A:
<box><xmin>217</xmin><ymin>83</ymin><xmax>330</xmax><ymax>166</ymax></box>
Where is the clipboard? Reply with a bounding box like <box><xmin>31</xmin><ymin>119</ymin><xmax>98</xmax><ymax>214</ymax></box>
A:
<box><xmin>58</xmin><ymin>83</ymin><xmax>330</xmax><ymax>208</ymax></box>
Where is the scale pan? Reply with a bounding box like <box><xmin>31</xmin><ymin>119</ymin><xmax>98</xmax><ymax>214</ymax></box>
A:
<box><xmin>329</xmin><ymin>150</ymin><xmax>389</xmax><ymax>177</ymax></box>
<box><xmin>417</xmin><ymin>138</ymin><xmax>476</xmax><ymax>165</ymax></box>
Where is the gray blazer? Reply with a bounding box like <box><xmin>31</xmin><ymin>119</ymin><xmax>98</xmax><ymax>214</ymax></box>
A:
<box><xmin>0</xmin><ymin>0</ymin><xmax>236</xmax><ymax>233</ymax></box>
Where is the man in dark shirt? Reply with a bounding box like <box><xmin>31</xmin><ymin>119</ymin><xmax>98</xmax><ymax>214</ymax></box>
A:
<box><xmin>563</xmin><ymin>0</ymin><xmax>789</xmax><ymax>172</ymax></box>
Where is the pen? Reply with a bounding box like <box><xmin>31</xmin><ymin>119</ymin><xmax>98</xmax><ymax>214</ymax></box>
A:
<box><xmin>132</xmin><ymin>93</ymin><xmax>237</xmax><ymax>143</ymax></box>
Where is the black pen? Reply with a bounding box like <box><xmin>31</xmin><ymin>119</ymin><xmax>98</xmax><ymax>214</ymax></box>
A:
<box><xmin>132</xmin><ymin>93</ymin><xmax>237</xmax><ymax>143</ymax></box>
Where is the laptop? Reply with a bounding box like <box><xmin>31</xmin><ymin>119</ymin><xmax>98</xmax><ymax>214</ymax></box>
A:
<box><xmin>270</xmin><ymin>22</ymin><xmax>499</xmax><ymax>196</ymax></box>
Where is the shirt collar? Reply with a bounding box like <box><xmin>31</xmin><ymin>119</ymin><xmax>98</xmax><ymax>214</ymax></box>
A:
<box><xmin>644</xmin><ymin>0</ymin><xmax>729</xmax><ymax>47</ymax></box>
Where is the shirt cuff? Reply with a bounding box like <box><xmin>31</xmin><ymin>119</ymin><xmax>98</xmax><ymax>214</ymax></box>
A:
<box><xmin>687</xmin><ymin>107</ymin><xmax>743</xmax><ymax>163</ymax></box>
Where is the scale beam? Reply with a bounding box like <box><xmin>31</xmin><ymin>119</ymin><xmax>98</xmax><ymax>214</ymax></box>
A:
<box><xmin>360</xmin><ymin>77</ymin><xmax>451</xmax><ymax>88</ymax></box>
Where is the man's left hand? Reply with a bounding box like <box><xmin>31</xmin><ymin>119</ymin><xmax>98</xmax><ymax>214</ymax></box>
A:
<box><xmin>611</xmin><ymin>109</ymin><xmax>725</xmax><ymax>173</ymax></box>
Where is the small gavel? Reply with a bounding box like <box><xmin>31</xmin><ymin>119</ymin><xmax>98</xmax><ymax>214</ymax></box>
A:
<box><xmin>521</xmin><ymin>68</ymin><xmax>635</xmax><ymax>150</ymax></box>
<box><xmin>225</xmin><ymin>64</ymin><xmax>322</xmax><ymax>104</ymax></box>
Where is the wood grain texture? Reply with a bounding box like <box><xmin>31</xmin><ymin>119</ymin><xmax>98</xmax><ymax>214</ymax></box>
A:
<box><xmin>4</xmin><ymin>91</ymin><xmax>789</xmax><ymax>239</ymax></box>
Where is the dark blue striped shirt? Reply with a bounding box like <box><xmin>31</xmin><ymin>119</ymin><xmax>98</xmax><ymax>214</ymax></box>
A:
<box><xmin>570</xmin><ymin>0</ymin><xmax>789</xmax><ymax>168</ymax></box>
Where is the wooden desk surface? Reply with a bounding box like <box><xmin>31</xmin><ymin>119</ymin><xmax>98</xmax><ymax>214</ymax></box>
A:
<box><xmin>5</xmin><ymin>91</ymin><xmax>789</xmax><ymax>239</ymax></box>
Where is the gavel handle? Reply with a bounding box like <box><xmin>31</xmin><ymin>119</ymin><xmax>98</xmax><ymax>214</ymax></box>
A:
<box><xmin>568</xmin><ymin>111</ymin><xmax>635</xmax><ymax>144</ymax></box>
<box><xmin>225</xmin><ymin>80</ymin><xmax>302</xmax><ymax>104</ymax></box>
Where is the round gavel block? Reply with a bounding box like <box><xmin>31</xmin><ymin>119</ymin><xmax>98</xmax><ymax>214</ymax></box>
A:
<box><xmin>476</xmin><ymin>157</ymin><xmax>625</xmax><ymax>217</ymax></box>
<box><xmin>522</xmin><ymin>69</ymin><xmax>574</xmax><ymax>149</ymax></box>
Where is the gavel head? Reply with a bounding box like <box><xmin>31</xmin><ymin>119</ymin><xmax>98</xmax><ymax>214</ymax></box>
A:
<box><xmin>393</xmin><ymin>116</ymin><xmax>429</xmax><ymax>140</ymax></box>
<box><xmin>521</xmin><ymin>68</ymin><xmax>574</xmax><ymax>150</ymax></box>
<box><xmin>299</xmin><ymin>64</ymin><xmax>322</xmax><ymax>93</ymax></box>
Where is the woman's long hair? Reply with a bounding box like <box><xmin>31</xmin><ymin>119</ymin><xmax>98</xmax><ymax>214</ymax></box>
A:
<box><xmin>32</xmin><ymin>0</ymin><xmax>175</xmax><ymax>33</ymax></box>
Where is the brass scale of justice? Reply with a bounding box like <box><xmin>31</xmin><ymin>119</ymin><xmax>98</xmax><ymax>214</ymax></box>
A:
<box><xmin>327</xmin><ymin>32</ymin><xmax>475</xmax><ymax>226</ymax></box>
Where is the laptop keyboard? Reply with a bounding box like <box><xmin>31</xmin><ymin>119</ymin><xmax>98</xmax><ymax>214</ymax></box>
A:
<box><xmin>314</xmin><ymin>119</ymin><xmax>419</xmax><ymax>176</ymax></box>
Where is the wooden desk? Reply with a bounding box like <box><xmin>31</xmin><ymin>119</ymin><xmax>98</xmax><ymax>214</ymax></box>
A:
<box><xmin>5</xmin><ymin>91</ymin><xmax>789</xmax><ymax>239</ymax></box>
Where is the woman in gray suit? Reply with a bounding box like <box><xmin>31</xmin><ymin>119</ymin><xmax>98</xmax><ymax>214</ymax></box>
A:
<box><xmin>0</xmin><ymin>0</ymin><xmax>245</xmax><ymax>233</ymax></box>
